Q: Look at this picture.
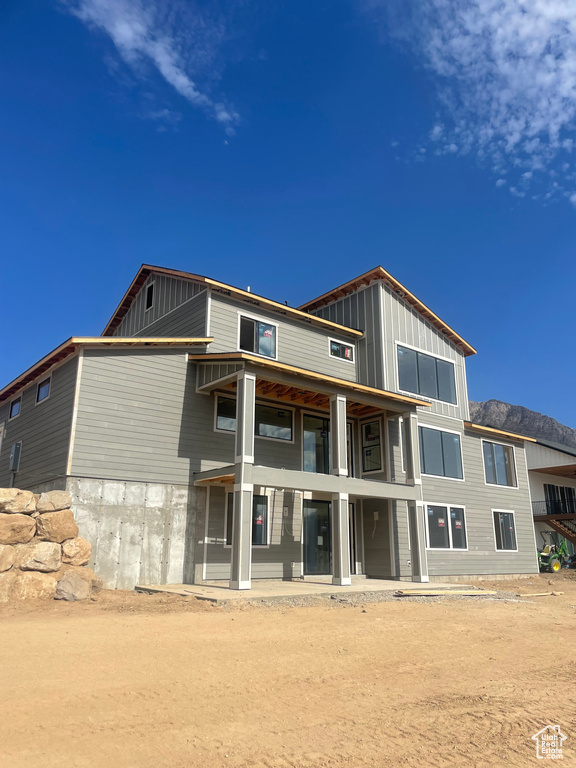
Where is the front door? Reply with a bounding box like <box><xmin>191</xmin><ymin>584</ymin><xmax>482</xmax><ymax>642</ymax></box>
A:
<box><xmin>303</xmin><ymin>500</ymin><xmax>332</xmax><ymax>575</ymax></box>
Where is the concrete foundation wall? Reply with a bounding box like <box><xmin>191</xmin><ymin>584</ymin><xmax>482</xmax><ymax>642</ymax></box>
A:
<box><xmin>67</xmin><ymin>476</ymin><xmax>206</xmax><ymax>590</ymax></box>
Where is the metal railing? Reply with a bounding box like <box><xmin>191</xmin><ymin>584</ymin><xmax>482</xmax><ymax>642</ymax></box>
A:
<box><xmin>532</xmin><ymin>499</ymin><xmax>576</xmax><ymax>516</ymax></box>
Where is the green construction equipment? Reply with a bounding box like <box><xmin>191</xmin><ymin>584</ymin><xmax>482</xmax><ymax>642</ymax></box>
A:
<box><xmin>537</xmin><ymin>531</ymin><xmax>570</xmax><ymax>573</ymax></box>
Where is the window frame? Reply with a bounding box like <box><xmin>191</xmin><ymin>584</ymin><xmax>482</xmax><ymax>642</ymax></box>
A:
<box><xmin>418</xmin><ymin>423</ymin><xmax>465</xmax><ymax>481</ymax></box>
<box><xmin>424</xmin><ymin>502</ymin><xmax>468</xmax><ymax>551</ymax></box>
<box><xmin>360</xmin><ymin>417</ymin><xmax>384</xmax><ymax>475</ymax></box>
<box><xmin>214</xmin><ymin>393</ymin><xmax>295</xmax><ymax>443</ymax></box>
<box><xmin>492</xmin><ymin>508</ymin><xmax>518</xmax><ymax>552</ymax></box>
<box><xmin>224</xmin><ymin>490</ymin><xmax>271</xmax><ymax>549</ymax></box>
<box><xmin>0</xmin><ymin>422</ymin><xmax>4</xmax><ymax>456</ymax></box>
<box><xmin>145</xmin><ymin>281</ymin><xmax>155</xmax><ymax>312</ymax></box>
<box><xmin>236</xmin><ymin>311</ymin><xmax>279</xmax><ymax>360</ymax></box>
<box><xmin>9</xmin><ymin>397</ymin><xmax>21</xmax><ymax>420</ymax></box>
<box><xmin>481</xmin><ymin>440</ymin><xmax>518</xmax><ymax>489</ymax></box>
<box><xmin>328</xmin><ymin>337</ymin><xmax>355</xmax><ymax>364</ymax></box>
<box><xmin>395</xmin><ymin>341</ymin><xmax>458</xmax><ymax>407</ymax></box>
<box><xmin>35</xmin><ymin>377</ymin><xmax>51</xmax><ymax>405</ymax></box>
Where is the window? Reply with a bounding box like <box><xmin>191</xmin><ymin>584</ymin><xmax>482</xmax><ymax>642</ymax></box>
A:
<box><xmin>145</xmin><ymin>283</ymin><xmax>154</xmax><ymax>311</ymax></box>
<box><xmin>9</xmin><ymin>442</ymin><xmax>22</xmax><ymax>472</ymax></box>
<box><xmin>303</xmin><ymin>414</ymin><xmax>330</xmax><ymax>474</ymax></box>
<box><xmin>397</xmin><ymin>345</ymin><xmax>457</xmax><ymax>404</ymax></box>
<box><xmin>9</xmin><ymin>398</ymin><xmax>21</xmax><ymax>419</ymax></box>
<box><xmin>493</xmin><ymin>510</ymin><xmax>517</xmax><ymax>551</ymax></box>
<box><xmin>225</xmin><ymin>493</ymin><xmax>268</xmax><ymax>546</ymax></box>
<box><xmin>36</xmin><ymin>378</ymin><xmax>51</xmax><ymax>403</ymax></box>
<box><xmin>216</xmin><ymin>396</ymin><xmax>293</xmax><ymax>441</ymax></box>
<box><xmin>361</xmin><ymin>420</ymin><xmax>382</xmax><ymax>473</ymax></box>
<box><xmin>482</xmin><ymin>441</ymin><xmax>516</xmax><ymax>487</ymax></box>
<box><xmin>426</xmin><ymin>504</ymin><xmax>467</xmax><ymax>549</ymax></box>
<box><xmin>239</xmin><ymin>316</ymin><xmax>277</xmax><ymax>358</ymax></box>
<box><xmin>419</xmin><ymin>426</ymin><xmax>463</xmax><ymax>479</ymax></box>
<box><xmin>329</xmin><ymin>339</ymin><xmax>354</xmax><ymax>362</ymax></box>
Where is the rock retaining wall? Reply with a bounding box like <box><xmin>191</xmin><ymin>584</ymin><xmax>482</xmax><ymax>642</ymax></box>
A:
<box><xmin>0</xmin><ymin>488</ymin><xmax>101</xmax><ymax>602</ymax></box>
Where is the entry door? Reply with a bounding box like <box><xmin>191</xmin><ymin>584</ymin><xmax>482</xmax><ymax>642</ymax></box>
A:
<box><xmin>303</xmin><ymin>500</ymin><xmax>332</xmax><ymax>575</ymax></box>
<box><xmin>303</xmin><ymin>415</ymin><xmax>330</xmax><ymax>474</ymax></box>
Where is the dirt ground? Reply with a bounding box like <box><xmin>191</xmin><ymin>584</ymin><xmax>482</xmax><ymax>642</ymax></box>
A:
<box><xmin>1</xmin><ymin>572</ymin><xmax>575</xmax><ymax>768</ymax></box>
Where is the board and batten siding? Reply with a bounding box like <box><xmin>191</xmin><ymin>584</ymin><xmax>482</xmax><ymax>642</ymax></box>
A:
<box><xmin>113</xmin><ymin>273</ymin><xmax>207</xmax><ymax>337</ymax></box>
<box><xmin>401</xmin><ymin>411</ymin><xmax>537</xmax><ymax>576</ymax></box>
<box><xmin>0</xmin><ymin>356</ymin><xmax>78</xmax><ymax>490</ymax></box>
<box><xmin>204</xmin><ymin>485</ymin><xmax>302</xmax><ymax>580</ymax></box>
<box><xmin>312</xmin><ymin>283</ymin><xmax>384</xmax><ymax>390</ymax></box>
<box><xmin>208</xmin><ymin>293</ymin><xmax>358</xmax><ymax>381</ymax></box>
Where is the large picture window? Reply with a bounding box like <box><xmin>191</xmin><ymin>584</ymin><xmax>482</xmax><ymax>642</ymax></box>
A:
<box><xmin>361</xmin><ymin>420</ymin><xmax>382</xmax><ymax>473</ymax></box>
<box><xmin>419</xmin><ymin>426</ymin><xmax>463</xmax><ymax>479</ymax></box>
<box><xmin>483</xmin><ymin>441</ymin><xmax>516</xmax><ymax>487</ymax></box>
<box><xmin>397</xmin><ymin>345</ymin><xmax>457</xmax><ymax>404</ymax></box>
<box><xmin>493</xmin><ymin>510</ymin><xmax>517</xmax><ymax>551</ymax></box>
<box><xmin>216</xmin><ymin>396</ymin><xmax>293</xmax><ymax>441</ymax></box>
<box><xmin>426</xmin><ymin>504</ymin><xmax>467</xmax><ymax>549</ymax></box>
<box><xmin>225</xmin><ymin>493</ymin><xmax>268</xmax><ymax>546</ymax></box>
<box><xmin>239</xmin><ymin>316</ymin><xmax>277</xmax><ymax>358</ymax></box>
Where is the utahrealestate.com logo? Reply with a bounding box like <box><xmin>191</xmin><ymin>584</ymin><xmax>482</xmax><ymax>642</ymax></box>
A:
<box><xmin>532</xmin><ymin>725</ymin><xmax>567</xmax><ymax>760</ymax></box>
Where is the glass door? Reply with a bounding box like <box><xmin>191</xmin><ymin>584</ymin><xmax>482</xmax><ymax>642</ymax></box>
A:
<box><xmin>303</xmin><ymin>500</ymin><xmax>332</xmax><ymax>575</ymax></box>
<box><xmin>303</xmin><ymin>414</ymin><xmax>330</xmax><ymax>474</ymax></box>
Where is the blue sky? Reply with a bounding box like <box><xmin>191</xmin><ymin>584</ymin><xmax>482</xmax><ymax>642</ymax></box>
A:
<box><xmin>1</xmin><ymin>0</ymin><xmax>576</xmax><ymax>424</ymax></box>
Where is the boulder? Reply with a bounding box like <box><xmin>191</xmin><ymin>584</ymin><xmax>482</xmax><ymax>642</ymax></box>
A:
<box><xmin>0</xmin><ymin>489</ymin><xmax>36</xmax><ymax>515</ymax></box>
<box><xmin>0</xmin><ymin>513</ymin><xmax>36</xmax><ymax>545</ymax></box>
<box><xmin>0</xmin><ymin>545</ymin><xmax>15</xmax><ymax>572</ymax></box>
<box><xmin>57</xmin><ymin>564</ymin><xmax>102</xmax><ymax>593</ymax></box>
<box><xmin>14</xmin><ymin>541</ymin><xmax>62</xmax><ymax>572</ymax></box>
<box><xmin>55</xmin><ymin>570</ymin><xmax>91</xmax><ymax>601</ymax></box>
<box><xmin>0</xmin><ymin>569</ymin><xmax>18</xmax><ymax>602</ymax></box>
<box><xmin>12</xmin><ymin>571</ymin><xmax>58</xmax><ymax>600</ymax></box>
<box><xmin>35</xmin><ymin>510</ymin><xmax>78</xmax><ymax>543</ymax></box>
<box><xmin>61</xmin><ymin>537</ymin><xmax>91</xmax><ymax>566</ymax></box>
<box><xmin>36</xmin><ymin>490</ymin><xmax>72</xmax><ymax>513</ymax></box>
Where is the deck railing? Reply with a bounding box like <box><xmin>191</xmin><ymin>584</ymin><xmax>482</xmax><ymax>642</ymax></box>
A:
<box><xmin>532</xmin><ymin>499</ymin><xmax>576</xmax><ymax>517</ymax></box>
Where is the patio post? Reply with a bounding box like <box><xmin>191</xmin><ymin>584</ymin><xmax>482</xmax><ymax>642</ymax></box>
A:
<box><xmin>332</xmin><ymin>491</ymin><xmax>352</xmax><ymax>586</ymax></box>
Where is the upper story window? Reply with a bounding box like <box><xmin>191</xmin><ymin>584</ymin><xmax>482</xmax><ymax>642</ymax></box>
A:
<box><xmin>215</xmin><ymin>395</ymin><xmax>293</xmax><ymax>441</ymax></box>
<box><xmin>329</xmin><ymin>339</ymin><xmax>354</xmax><ymax>362</ymax></box>
<box><xmin>361</xmin><ymin>420</ymin><xmax>382</xmax><ymax>473</ymax></box>
<box><xmin>419</xmin><ymin>425</ymin><xmax>463</xmax><ymax>479</ymax></box>
<box><xmin>397</xmin><ymin>345</ymin><xmax>457</xmax><ymax>404</ymax></box>
<box><xmin>482</xmin><ymin>441</ymin><xmax>516</xmax><ymax>487</ymax></box>
<box><xmin>239</xmin><ymin>315</ymin><xmax>277</xmax><ymax>359</ymax></box>
<box><xmin>145</xmin><ymin>283</ymin><xmax>154</xmax><ymax>311</ymax></box>
<box><xmin>9</xmin><ymin>398</ymin><xmax>21</xmax><ymax>419</ymax></box>
<box><xmin>36</xmin><ymin>378</ymin><xmax>51</xmax><ymax>404</ymax></box>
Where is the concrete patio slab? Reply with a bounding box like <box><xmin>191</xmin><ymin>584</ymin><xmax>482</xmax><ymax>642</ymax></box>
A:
<box><xmin>135</xmin><ymin>576</ymin><xmax>472</xmax><ymax>603</ymax></box>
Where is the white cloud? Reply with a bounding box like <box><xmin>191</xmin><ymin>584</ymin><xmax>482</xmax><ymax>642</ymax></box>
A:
<box><xmin>367</xmin><ymin>0</ymin><xmax>576</xmax><ymax>199</ymax></box>
<box><xmin>64</xmin><ymin>0</ymin><xmax>239</xmax><ymax>131</ymax></box>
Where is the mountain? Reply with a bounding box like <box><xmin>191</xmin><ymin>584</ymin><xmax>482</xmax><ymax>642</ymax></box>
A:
<box><xmin>469</xmin><ymin>400</ymin><xmax>576</xmax><ymax>449</ymax></box>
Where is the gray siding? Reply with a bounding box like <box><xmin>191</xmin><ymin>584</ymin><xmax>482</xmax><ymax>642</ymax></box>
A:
<box><xmin>114</xmin><ymin>274</ymin><xmax>206</xmax><ymax>337</ymax></box>
<box><xmin>135</xmin><ymin>291</ymin><xmax>208</xmax><ymax>338</ymax></box>
<box><xmin>313</xmin><ymin>283</ymin><xmax>384</xmax><ymax>389</ymax></box>
<box><xmin>204</xmin><ymin>485</ymin><xmax>302</xmax><ymax>580</ymax></box>
<box><xmin>0</xmin><ymin>356</ymin><xmax>78</xmax><ymax>490</ymax></box>
<box><xmin>208</xmin><ymin>292</ymin><xmax>358</xmax><ymax>381</ymax></box>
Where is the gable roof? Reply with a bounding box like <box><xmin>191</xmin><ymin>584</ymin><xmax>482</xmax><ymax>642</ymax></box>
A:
<box><xmin>298</xmin><ymin>266</ymin><xmax>477</xmax><ymax>357</ymax></box>
<box><xmin>0</xmin><ymin>337</ymin><xmax>212</xmax><ymax>404</ymax></box>
<box><xmin>102</xmin><ymin>264</ymin><xmax>364</xmax><ymax>339</ymax></box>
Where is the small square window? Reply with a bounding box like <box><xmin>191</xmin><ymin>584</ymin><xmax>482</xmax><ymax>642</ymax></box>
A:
<box><xmin>145</xmin><ymin>283</ymin><xmax>154</xmax><ymax>311</ymax></box>
<box><xmin>36</xmin><ymin>379</ymin><xmax>51</xmax><ymax>403</ymax></box>
<box><xmin>329</xmin><ymin>340</ymin><xmax>354</xmax><ymax>362</ymax></box>
<box><xmin>9</xmin><ymin>398</ymin><xmax>21</xmax><ymax>419</ymax></box>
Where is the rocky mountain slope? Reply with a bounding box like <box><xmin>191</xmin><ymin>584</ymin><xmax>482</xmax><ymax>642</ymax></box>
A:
<box><xmin>469</xmin><ymin>400</ymin><xmax>576</xmax><ymax>449</ymax></box>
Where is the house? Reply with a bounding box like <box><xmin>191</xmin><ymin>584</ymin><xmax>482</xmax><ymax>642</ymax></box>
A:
<box><xmin>0</xmin><ymin>265</ymin><xmax>540</xmax><ymax>589</ymax></box>
<box><xmin>526</xmin><ymin>438</ymin><xmax>576</xmax><ymax>555</ymax></box>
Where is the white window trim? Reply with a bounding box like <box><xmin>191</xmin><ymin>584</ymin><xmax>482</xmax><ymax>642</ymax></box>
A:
<box><xmin>35</xmin><ymin>376</ymin><xmax>52</xmax><ymax>406</ymax></box>
<box><xmin>492</xmin><ymin>508</ymin><xmax>518</xmax><ymax>552</ymax></box>
<box><xmin>144</xmin><ymin>280</ymin><xmax>155</xmax><ymax>312</ymax></box>
<box><xmin>481</xmin><ymin>439</ymin><xmax>519</xmax><ymax>490</ymax></box>
<box><xmin>214</xmin><ymin>393</ymin><xmax>295</xmax><ymax>444</ymax></box>
<box><xmin>327</xmin><ymin>337</ymin><xmax>355</xmax><ymax>364</ymax></box>
<box><xmin>424</xmin><ymin>501</ymin><xmax>468</xmax><ymax>552</ymax></box>
<box><xmin>418</xmin><ymin>422</ymin><xmax>465</xmax><ymax>482</ymax></box>
<box><xmin>394</xmin><ymin>340</ymin><xmax>459</xmax><ymax>408</ymax></box>
<box><xmin>360</xmin><ymin>416</ymin><xmax>385</xmax><ymax>475</ymax></box>
<box><xmin>8</xmin><ymin>397</ymin><xmax>21</xmax><ymax>421</ymax></box>
<box><xmin>236</xmin><ymin>311</ymin><xmax>279</xmax><ymax>361</ymax></box>
<box><xmin>223</xmin><ymin>487</ymin><xmax>272</xmax><ymax>549</ymax></box>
